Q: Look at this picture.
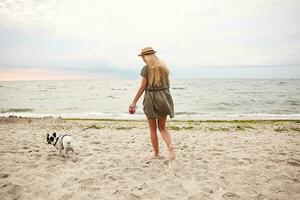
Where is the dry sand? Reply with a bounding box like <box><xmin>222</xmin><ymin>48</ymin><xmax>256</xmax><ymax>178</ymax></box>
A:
<box><xmin>0</xmin><ymin>116</ymin><xmax>299</xmax><ymax>200</ymax></box>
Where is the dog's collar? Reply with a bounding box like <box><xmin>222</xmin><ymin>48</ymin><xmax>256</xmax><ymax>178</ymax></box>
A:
<box><xmin>53</xmin><ymin>134</ymin><xmax>70</xmax><ymax>148</ymax></box>
<box><xmin>53</xmin><ymin>136</ymin><xmax>60</xmax><ymax>146</ymax></box>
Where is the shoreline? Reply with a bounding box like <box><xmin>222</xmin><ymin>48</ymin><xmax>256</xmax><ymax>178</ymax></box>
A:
<box><xmin>64</xmin><ymin>117</ymin><xmax>300</xmax><ymax>123</ymax></box>
<box><xmin>1</xmin><ymin>110</ymin><xmax>300</xmax><ymax>122</ymax></box>
<box><xmin>1</xmin><ymin>115</ymin><xmax>300</xmax><ymax>123</ymax></box>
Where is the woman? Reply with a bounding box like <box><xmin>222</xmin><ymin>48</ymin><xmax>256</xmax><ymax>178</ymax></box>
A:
<box><xmin>129</xmin><ymin>47</ymin><xmax>175</xmax><ymax>160</ymax></box>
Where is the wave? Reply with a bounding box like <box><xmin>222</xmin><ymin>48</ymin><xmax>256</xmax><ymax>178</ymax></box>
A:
<box><xmin>171</xmin><ymin>87</ymin><xmax>186</xmax><ymax>90</ymax></box>
<box><xmin>285</xmin><ymin>100</ymin><xmax>300</xmax><ymax>106</ymax></box>
<box><xmin>106</xmin><ymin>95</ymin><xmax>117</xmax><ymax>99</ymax></box>
<box><xmin>111</xmin><ymin>88</ymin><xmax>127</xmax><ymax>91</ymax></box>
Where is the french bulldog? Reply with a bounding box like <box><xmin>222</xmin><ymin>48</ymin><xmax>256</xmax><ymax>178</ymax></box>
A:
<box><xmin>47</xmin><ymin>132</ymin><xmax>78</xmax><ymax>158</ymax></box>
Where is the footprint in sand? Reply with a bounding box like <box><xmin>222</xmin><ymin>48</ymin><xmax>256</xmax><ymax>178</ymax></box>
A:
<box><xmin>46</xmin><ymin>153</ymin><xmax>59</xmax><ymax>160</ymax></box>
<box><xmin>79</xmin><ymin>185</ymin><xmax>100</xmax><ymax>192</ymax></box>
<box><xmin>124</xmin><ymin>167</ymin><xmax>143</xmax><ymax>173</ymax></box>
<box><xmin>222</xmin><ymin>192</ymin><xmax>241</xmax><ymax>200</ymax></box>
<box><xmin>90</xmin><ymin>141</ymin><xmax>101</xmax><ymax>145</ymax></box>
<box><xmin>63</xmin><ymin>177</ymin><xmax>78</xmax><ymax>188</ymax></box>
<box><xmin>0</xmin><ymin>173</ymin><xmax>9</xmax><ymax>178</ymax></box>
<box><xmin>287</xmin><ymin>160</ymin><xmax>300</xmax><ymax>167</ymax></box>
<box><xmin>62</xmin><ymin>192</ymin><xmax>75</xmax><ymax>200</ymax></box>
<box><xmin>78</xmin><ymin>177</ymin><xmax>98</xmax><ymax>186</ymax></box>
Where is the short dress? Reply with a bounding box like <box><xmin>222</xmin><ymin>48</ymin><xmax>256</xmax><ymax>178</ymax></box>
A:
<box><xmin>140</xmin><ymin>65</ymin><xmax>175</xmax><ymax>119</ymax></box>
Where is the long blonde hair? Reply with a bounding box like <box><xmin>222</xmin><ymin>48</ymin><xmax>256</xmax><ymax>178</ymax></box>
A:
<box><xmin>143</xmin><ymin>54</ymin><xmax>169</xmax><ymax>87</ymax></box>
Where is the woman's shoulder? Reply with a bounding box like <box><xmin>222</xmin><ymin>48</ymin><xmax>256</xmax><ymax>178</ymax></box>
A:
<box><xmin>140</xmin><ymin>65</ymin><xmax>149</xmax><ymax>71</ymax></box>
<box><xmin>140</xmin><ymin>65</ymin><xmax>149</xmax><ymax>78</ymax></box>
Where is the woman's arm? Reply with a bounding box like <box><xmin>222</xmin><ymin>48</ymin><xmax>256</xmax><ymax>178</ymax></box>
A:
<box><xmin>130</xmin><ymin>77</ymin><xmax>147</xmax><ymax>108</ymax></box>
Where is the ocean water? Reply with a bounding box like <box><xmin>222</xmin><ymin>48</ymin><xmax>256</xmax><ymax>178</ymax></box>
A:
<box><xmin>0</xmin><ymin>79</ymin><xmax>299</xmax><ymax>120</ymax></box>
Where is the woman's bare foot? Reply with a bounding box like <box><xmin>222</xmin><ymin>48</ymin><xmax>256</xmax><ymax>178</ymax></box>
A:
<box><xmin>167</xmin><ymin>144</ymin><xmax>175</xmax><ymax>160</ymax></box>
<box><xmin>147</xmin><ymin>154</ymin><xmax>162</xmax><ymax>160</ymax></box>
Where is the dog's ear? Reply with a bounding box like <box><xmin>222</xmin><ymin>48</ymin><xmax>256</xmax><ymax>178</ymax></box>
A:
<box><xmin>53</xmin><ymin>132</ymin><xmax>56</xmax><ymax>137</ymax></box>
<box><xmin>47</xmin><ymin>133</ymin><xmax>49</xmax><ymax>141</ymax></box>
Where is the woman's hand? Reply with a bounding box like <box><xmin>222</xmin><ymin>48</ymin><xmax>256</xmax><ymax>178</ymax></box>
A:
<box><xmin>129</xmin><ymin>103</ymin><xmax>136</xmax><ymax>109</ymax></box>
<box><xmin>129</xmin><ymin>103</ymin><xmax>137</xmax><ymax>114</ymax></box>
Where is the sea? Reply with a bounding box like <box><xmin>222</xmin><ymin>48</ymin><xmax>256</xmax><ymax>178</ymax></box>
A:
<box><xmin>0</xmin><ymin>79</ymin><xmax>299</xmax><ymax>120</ymax></box>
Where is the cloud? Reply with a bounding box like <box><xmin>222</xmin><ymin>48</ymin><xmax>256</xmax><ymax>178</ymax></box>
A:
<box><xmin>0</xmin><ymin>0</ymin><xmax>299</xmax><ymax>79</ymax></box>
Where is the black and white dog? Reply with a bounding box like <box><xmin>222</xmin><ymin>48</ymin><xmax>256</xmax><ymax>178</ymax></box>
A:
<box><xmin>47</xmin><ymin>132</ymin><xmax>78</xmax><ymax>158</ymax></box>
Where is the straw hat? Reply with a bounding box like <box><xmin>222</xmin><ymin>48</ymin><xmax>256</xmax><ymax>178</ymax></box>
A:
<box><xmin>138</xmin><ymin>47</ymin><xmax>157</xmax><ymax>56</ymax></box>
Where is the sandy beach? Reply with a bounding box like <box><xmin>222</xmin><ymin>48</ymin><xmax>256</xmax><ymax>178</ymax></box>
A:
<box><xmin>0</xmin><ymin>116</ymin><xmax>299</xmax><ymax>199</ymax></box>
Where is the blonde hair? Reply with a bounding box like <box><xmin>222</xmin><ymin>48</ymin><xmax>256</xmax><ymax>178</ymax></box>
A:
<box><xmin>143</xmin><ymin>54</ymin><xmax>169</xmax><ymax>87</ymax></box>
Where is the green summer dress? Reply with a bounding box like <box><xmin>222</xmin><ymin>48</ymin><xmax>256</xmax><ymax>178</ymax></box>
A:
<box><xmin>140</xmin><ymin>65</ymin><xmax>175</xmax><ymax>119</ymax></box>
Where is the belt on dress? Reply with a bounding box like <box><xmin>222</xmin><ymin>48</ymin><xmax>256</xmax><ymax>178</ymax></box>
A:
<box><xmin>145</xmin><ymin>87</ymin><xmax>169</xmax><ymax>91</ymax></box>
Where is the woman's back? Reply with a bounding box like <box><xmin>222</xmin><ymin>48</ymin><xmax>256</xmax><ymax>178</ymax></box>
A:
<box><xmin>140</xmin><ymin>65</ymin><xmax>170</xmax><ymax>90</ymax></box>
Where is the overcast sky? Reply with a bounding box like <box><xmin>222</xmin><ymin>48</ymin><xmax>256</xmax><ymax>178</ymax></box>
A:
<box><xmin>0</xmin><ymin>0</ymin><xmax>299</xmax><ymax>80</ymax></box>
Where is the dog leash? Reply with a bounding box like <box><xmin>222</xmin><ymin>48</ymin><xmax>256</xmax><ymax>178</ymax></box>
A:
<box><xmin>71</xmin><ymin>125</ymin><xmax>99</xmax><ymax>135</ymax></box>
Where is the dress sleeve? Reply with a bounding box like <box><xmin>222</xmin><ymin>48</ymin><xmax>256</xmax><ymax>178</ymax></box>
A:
<box><xmin>140</xmin><ymin>65</ymin><xmax>148</xmax><ymax>78</ymax></box>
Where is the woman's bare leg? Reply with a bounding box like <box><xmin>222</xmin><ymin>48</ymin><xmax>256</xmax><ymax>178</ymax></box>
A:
<box><xmin>147</xmin><ymin>118</ymin><xmax>159</xmax><ymax>157</ymax></box>
<box><xmin>158</xmin><ymin>116</ymin><xmax>175</xmax><ymax>160</ymax></box>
